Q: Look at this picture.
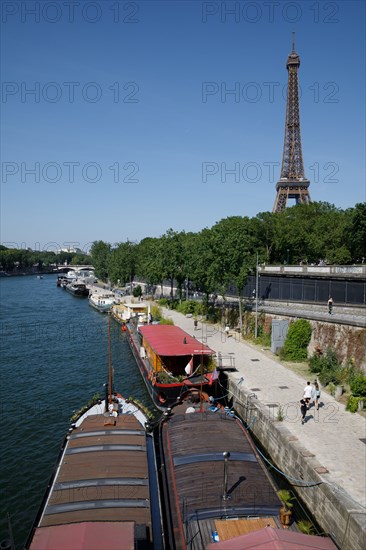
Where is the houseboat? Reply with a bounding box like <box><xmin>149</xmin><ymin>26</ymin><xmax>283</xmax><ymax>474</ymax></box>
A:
<box><xmin>56</xmin><ymin>275</ymin><xmax>68</xmax><ymax>287</ymax></box>
<box><xmin>158</xmin><ymin>392</ymin><xmax>338</xmax><ymax>550</ymax></box>
<box><xmin>65</xmin><ymin>282</ymin><xmax>89</xmax><ymax>296</ymax></box>
<box><xmin>25</xmin><ymin>316</ymin><xmax>164</xmax><ymax>550</ymax></box>
<box><xmin>111</xmin><ymin>302</ymin><xmax>148</xmax><ymax>325</ymax></box>
<box><xmin>89</xmin><ymin>292</ymin><xmax>115</xmax><ymax>313</ymax></box>
<box><xmin>125</xmin><ymin>320</ymin><xmax>218</xmax><ymax>410</ymax></box>
<box><xmin>26</xmin><ymin>396</ymin><xmax>163</xmax><ymax>549</ymax></box>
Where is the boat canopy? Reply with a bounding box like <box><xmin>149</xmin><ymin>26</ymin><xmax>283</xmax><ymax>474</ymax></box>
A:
<box><xmin>139</xmin><ymin>325</ymin><xmax>214</xmax><ymax>357</ymax></box>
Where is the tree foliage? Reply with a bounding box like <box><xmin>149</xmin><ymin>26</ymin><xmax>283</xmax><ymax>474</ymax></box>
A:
<box><xmin>282</xmin><ymin>319</ymin><xmax>312</xmax><ymax>361</ymax></box>
<box><xmin>2</xmin><ymin>200</ymin><xmax>355</xmax><ymax>289</ymax></box>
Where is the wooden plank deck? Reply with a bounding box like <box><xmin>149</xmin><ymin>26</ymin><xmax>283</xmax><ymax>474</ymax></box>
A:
<box><xmin>215</xmin><ymin>517</ymin><xmax>278</xmax><ymax>540</ymax></box>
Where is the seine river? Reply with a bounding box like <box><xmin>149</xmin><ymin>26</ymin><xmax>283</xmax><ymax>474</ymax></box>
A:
<box><xmin>0</xmin><ymin>274</ymin><xmax>154</xmax><ymax>549</ymax></box>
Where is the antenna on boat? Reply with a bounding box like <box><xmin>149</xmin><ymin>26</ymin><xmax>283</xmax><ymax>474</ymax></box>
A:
<box><xmin>108</xmin><ymin>312</ymin><xmax>113</xmax><ymax>406</ymax></box>
<box><xmin>222</xmin><ymin>451</ymin><xmax>231</xmax><ymax>501</ymax></box>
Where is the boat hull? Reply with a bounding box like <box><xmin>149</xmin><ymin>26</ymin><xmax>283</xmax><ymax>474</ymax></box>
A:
<box><xmin>89</xmin><ymin>297</ymin><xmax>113</xmax><ymax>312</ymax></box>
<box><xmin>65</xmin><ymin>285</ymin><xmax>89</xmax><ymax>296</ymax></box>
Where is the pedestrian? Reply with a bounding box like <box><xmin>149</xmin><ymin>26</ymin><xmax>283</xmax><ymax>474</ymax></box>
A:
<box><xmin>300</xmin><ymin>399</ymin><xmax>307</xmax><ymax>424</ymax></box>
<box><xmin>327</xmin><ymin>296</ymin><xmax>333</xmax><ymax>315</ymax></box>
<box><xmin>313</xmin><ymin>382</ymin><xmax>321</xmax><ymax>410</ymax></box>
<box><xmin>303</xmin><ymin>381</ymin><xmax>313</xmax><ymax>408</ymax></box>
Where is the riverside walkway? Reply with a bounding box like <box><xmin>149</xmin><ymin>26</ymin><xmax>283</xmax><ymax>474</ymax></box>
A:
<box><xmin>162</xmin><ymin>307</ymin><xmax>366</xmax><ymax>511</ymax></box>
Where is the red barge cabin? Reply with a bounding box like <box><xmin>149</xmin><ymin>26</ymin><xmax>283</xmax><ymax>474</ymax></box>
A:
<box><xmin>126</xmin><ymin>322</ymin><xmax>218</xmax><ymax>410</ymax></box>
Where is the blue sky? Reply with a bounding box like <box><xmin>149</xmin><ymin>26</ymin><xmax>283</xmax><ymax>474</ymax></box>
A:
<box><xmin>1</xmin><ymin>0</ymin><xmax>365</xmax><ymax>252</ymax></box>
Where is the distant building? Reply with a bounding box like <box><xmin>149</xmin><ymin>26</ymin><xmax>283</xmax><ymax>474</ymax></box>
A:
<box><xmin>57</xmin><ymin>247</ymin><xmax>83</xmax><ymax>255</ymax></box>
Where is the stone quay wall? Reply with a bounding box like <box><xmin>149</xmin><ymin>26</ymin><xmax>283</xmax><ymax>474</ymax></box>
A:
<box><xmin>227</xmin><ymin>377</ymin><xmax>366</xmax><ymax>550</ymax></box>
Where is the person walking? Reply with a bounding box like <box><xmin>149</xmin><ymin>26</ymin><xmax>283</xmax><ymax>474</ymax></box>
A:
<box><xmin>300</xmin><ymin>399</ymin><xmax>307</xmax><ymax>424</ymax></box>
<box><xmin>303</xmin><ymin>381</ymin><xmax>313</xmax><ymax>409</ymax></box>
<box><xmin>327</xmin><ymin>296</ymin><xmax>333</xmax><ymax>315</ymax></box>
<box><xmin>313</xmin><ymin>382</ymin><xmax>321</xmax><ymax>410</ymax></box>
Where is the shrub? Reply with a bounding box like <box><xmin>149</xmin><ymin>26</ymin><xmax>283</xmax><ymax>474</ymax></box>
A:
<box><xmin>159</xmin><ymin>317</ymin><xmax>174</xmax><ymax>325</ymax></box>
<box><xmin>309</xmin><ymin>353</ymin><xmax>322</xmax><ymax>373</ymax></box>
<box><xmin>158</xmin><ymin>298</ymin><xmax>168</xmax><ymax>307</ymax></box>
<box><xmin>132</xmin><ymin>285</ymin><xmax>142</xmax><ymax>298</ymax></box>
<box><xmin>176</xmin><ymin>300</ymin><xmax>196</xmax><ymax>315</ymax></box>
<box><xmin>346</xmin><ymin>395</ymin><xmax>364</xmax><ymax>413</ymax></box>
<box><xmin>297</xmin><ymin>520</ymin><xmax>315</xmax><ymax>535</ymax></box>
<box><xmin>309</xmin><ymin>348</ymin><xmax>342</xmax><ymax>386</ymax></box>
<box><xmin>150</xmin><ymin>304</ymin><xmax>162</xmax><ymax>321</ymax></box>
<box><xmin>282</xmin><ymin>320</ymin><xmax>312</xmax><ymax>361</ymax></box>
<box><xmin>350</xmin><ymin>374</ymin><xmax>366</xmax><ymax>397</ymax></box>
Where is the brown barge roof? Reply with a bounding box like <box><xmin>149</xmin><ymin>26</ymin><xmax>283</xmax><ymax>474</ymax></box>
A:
<box><xmin>30</xmin><ymin>412</ymin><xmax>153</xmax><ymax>547</ymax></box>
<box><xmin>161</xmin><ymin>408</ymin><xmax>282</xmax><ymax>549</ymax></box>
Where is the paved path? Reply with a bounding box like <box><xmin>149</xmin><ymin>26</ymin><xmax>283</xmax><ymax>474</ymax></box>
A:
<box><xmin>162</xmin><ymin>308</ymin><xmax>366</xmax><ymax>509</ymax></box>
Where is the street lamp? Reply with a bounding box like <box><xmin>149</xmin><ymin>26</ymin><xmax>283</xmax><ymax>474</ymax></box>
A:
<box><xmin>255</xmin><ymin>253</ymin><xmax>259</xmax><ymax>339</ymax></box>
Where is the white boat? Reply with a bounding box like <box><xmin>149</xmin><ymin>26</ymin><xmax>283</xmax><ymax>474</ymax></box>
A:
<box><xmin>111</xmin><ymin>302</ymin><xmax>148</xmax><ymax>324</ymax></box>
<box><xmin>65</xmin><ymin>270</ymin><xmax>78</xmax><ymax>282</ymax></box>
<box><xmin>89</xmin><ymin>293</ymin><xmax>115</xmax><ymax>313</ymax></box>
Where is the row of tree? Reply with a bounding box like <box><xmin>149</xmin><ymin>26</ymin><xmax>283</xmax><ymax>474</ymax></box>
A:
<box><xmin>0</xmin><ymin>247</ymin><xmax>91</xmax><ymax>272</ymax></box>
<box><xmin>90</xmin><ymin>202</ymin><xmax>366</xmax><ymax>300</ymax></box>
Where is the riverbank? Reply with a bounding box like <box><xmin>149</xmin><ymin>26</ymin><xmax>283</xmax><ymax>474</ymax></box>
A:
<box><xmin>161</xmin><ymin>307</ymin><xmax>366</xmax><ymax>550</ymax></box>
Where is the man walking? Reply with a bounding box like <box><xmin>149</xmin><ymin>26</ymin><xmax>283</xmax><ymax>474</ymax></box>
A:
<box><xmin>303</xmin><ymin>381</ymin><xmax>313</xmax><ymax>409</ymax></box>
<box><xmin>300</xmin><ymin>399</ymin><xmax>307</xmax><ymax>424</ymax></box>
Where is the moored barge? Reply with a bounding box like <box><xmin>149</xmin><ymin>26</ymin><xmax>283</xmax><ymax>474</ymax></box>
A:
<box><xmin>25</xmin><ymin>395</ymin><xmax>163</xmax><ymax>550</ymax></box>
<box><xmin>158</xmin><ymin>393</ymin><xmax>338</xmax><ymax>550</ymax></box>
<box><xmin>64</xmin><ymin>282</ymin><xmax>89</xmax><ymax>296</ymax></box>
<box><xmin>126</xmin><ymin>320</ymin><xmax>218</xmax><ymax>410</ymax></box>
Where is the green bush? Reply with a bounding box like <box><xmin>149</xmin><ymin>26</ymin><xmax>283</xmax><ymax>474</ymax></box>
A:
<box><xmin>176</xmin><ymin>300</ymin><xmax>196</xmax><ymax>315</ymax></box>
<box><xmin>159</xmin><ymin>317</ymin><xmax>174</xmax><ymax>325</ymax></box>
<box><xmin>309</xmin><ymin>348</ymin><xmax>342</xmax><ymax>386</ymax></box>
<box><xmin>282</xmin><ymin>320</ymin><xmax>312</xmax><ymax>361</ymax></box>
<box><xmin>350</xmin><ymin>374</ymin><xmax>366</xmax><ymax>397</ymax></box>
<box><xmin>132</xmin><ymin>285</ymin><xmax>142</xmax><ymax>298</ymax></box>
<box><xmin>346</xmin><ymin>395</ymin><xmax>364</xmax><ymax>413</ymax></box>
<box><xmin>297</xmin><ymin>520</ymin><xmax>315</xmax><ymax>535</ymax></box>
<box><xmin>309</xmin><ymin>353</ymin><xmax>322</xmax><ymax>373</ymax></box>
<box><xmin>158</xmin><ymin>298</ymin><xmax>168</xmax><ymax>307</ymax></box>
<box><xmin>150</xmin><ymin>304</ymin><xmax>162</xmax><ymax>321</ymax></box>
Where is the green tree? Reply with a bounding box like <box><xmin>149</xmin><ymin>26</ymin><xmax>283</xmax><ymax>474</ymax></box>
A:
<box><xmin>107</xmin><ymin>240</ymin><xmax>137</xmax><ymax>285</ymax></box>
<box><xmin>90</xmin><ymin>241</ymin><xmax>111</xmax><ymax>280</ymax></box>
<box><xmin>345</xmin><ymin>203</ymin><xmax>366</xmax><ymax>262</ymax></box>
<box><xmin>136</xmin><ymin>237</ymin><xmax>164</xmax><ymax>289</ymax></box>
<box><xmin>188</xmin><ymin>229</ymin><xmax>219</xmax><ymax>304</ymax></box>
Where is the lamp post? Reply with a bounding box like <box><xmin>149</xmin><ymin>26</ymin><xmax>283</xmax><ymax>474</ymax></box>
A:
<box><xmin>222</xmin><ymin>451</ymin><xmax>231</xmax><ymax>501</ymax></box>
<box><xmin>255</xmin><ymin>253</ymin><xmax>259</xmax><ymax>339</ymax></box>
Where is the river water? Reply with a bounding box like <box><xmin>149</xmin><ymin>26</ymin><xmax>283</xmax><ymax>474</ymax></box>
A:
<box><xmin>0</xmin><ymin>274</ymin><xmax>154</xmax><ymax>548</ymax></box>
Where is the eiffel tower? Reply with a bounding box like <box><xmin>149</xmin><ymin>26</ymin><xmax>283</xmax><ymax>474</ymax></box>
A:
<box><xmin>273</xmin><ymin>33</ymin><xmax>311</xmax><ymax>212</ymax></box>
